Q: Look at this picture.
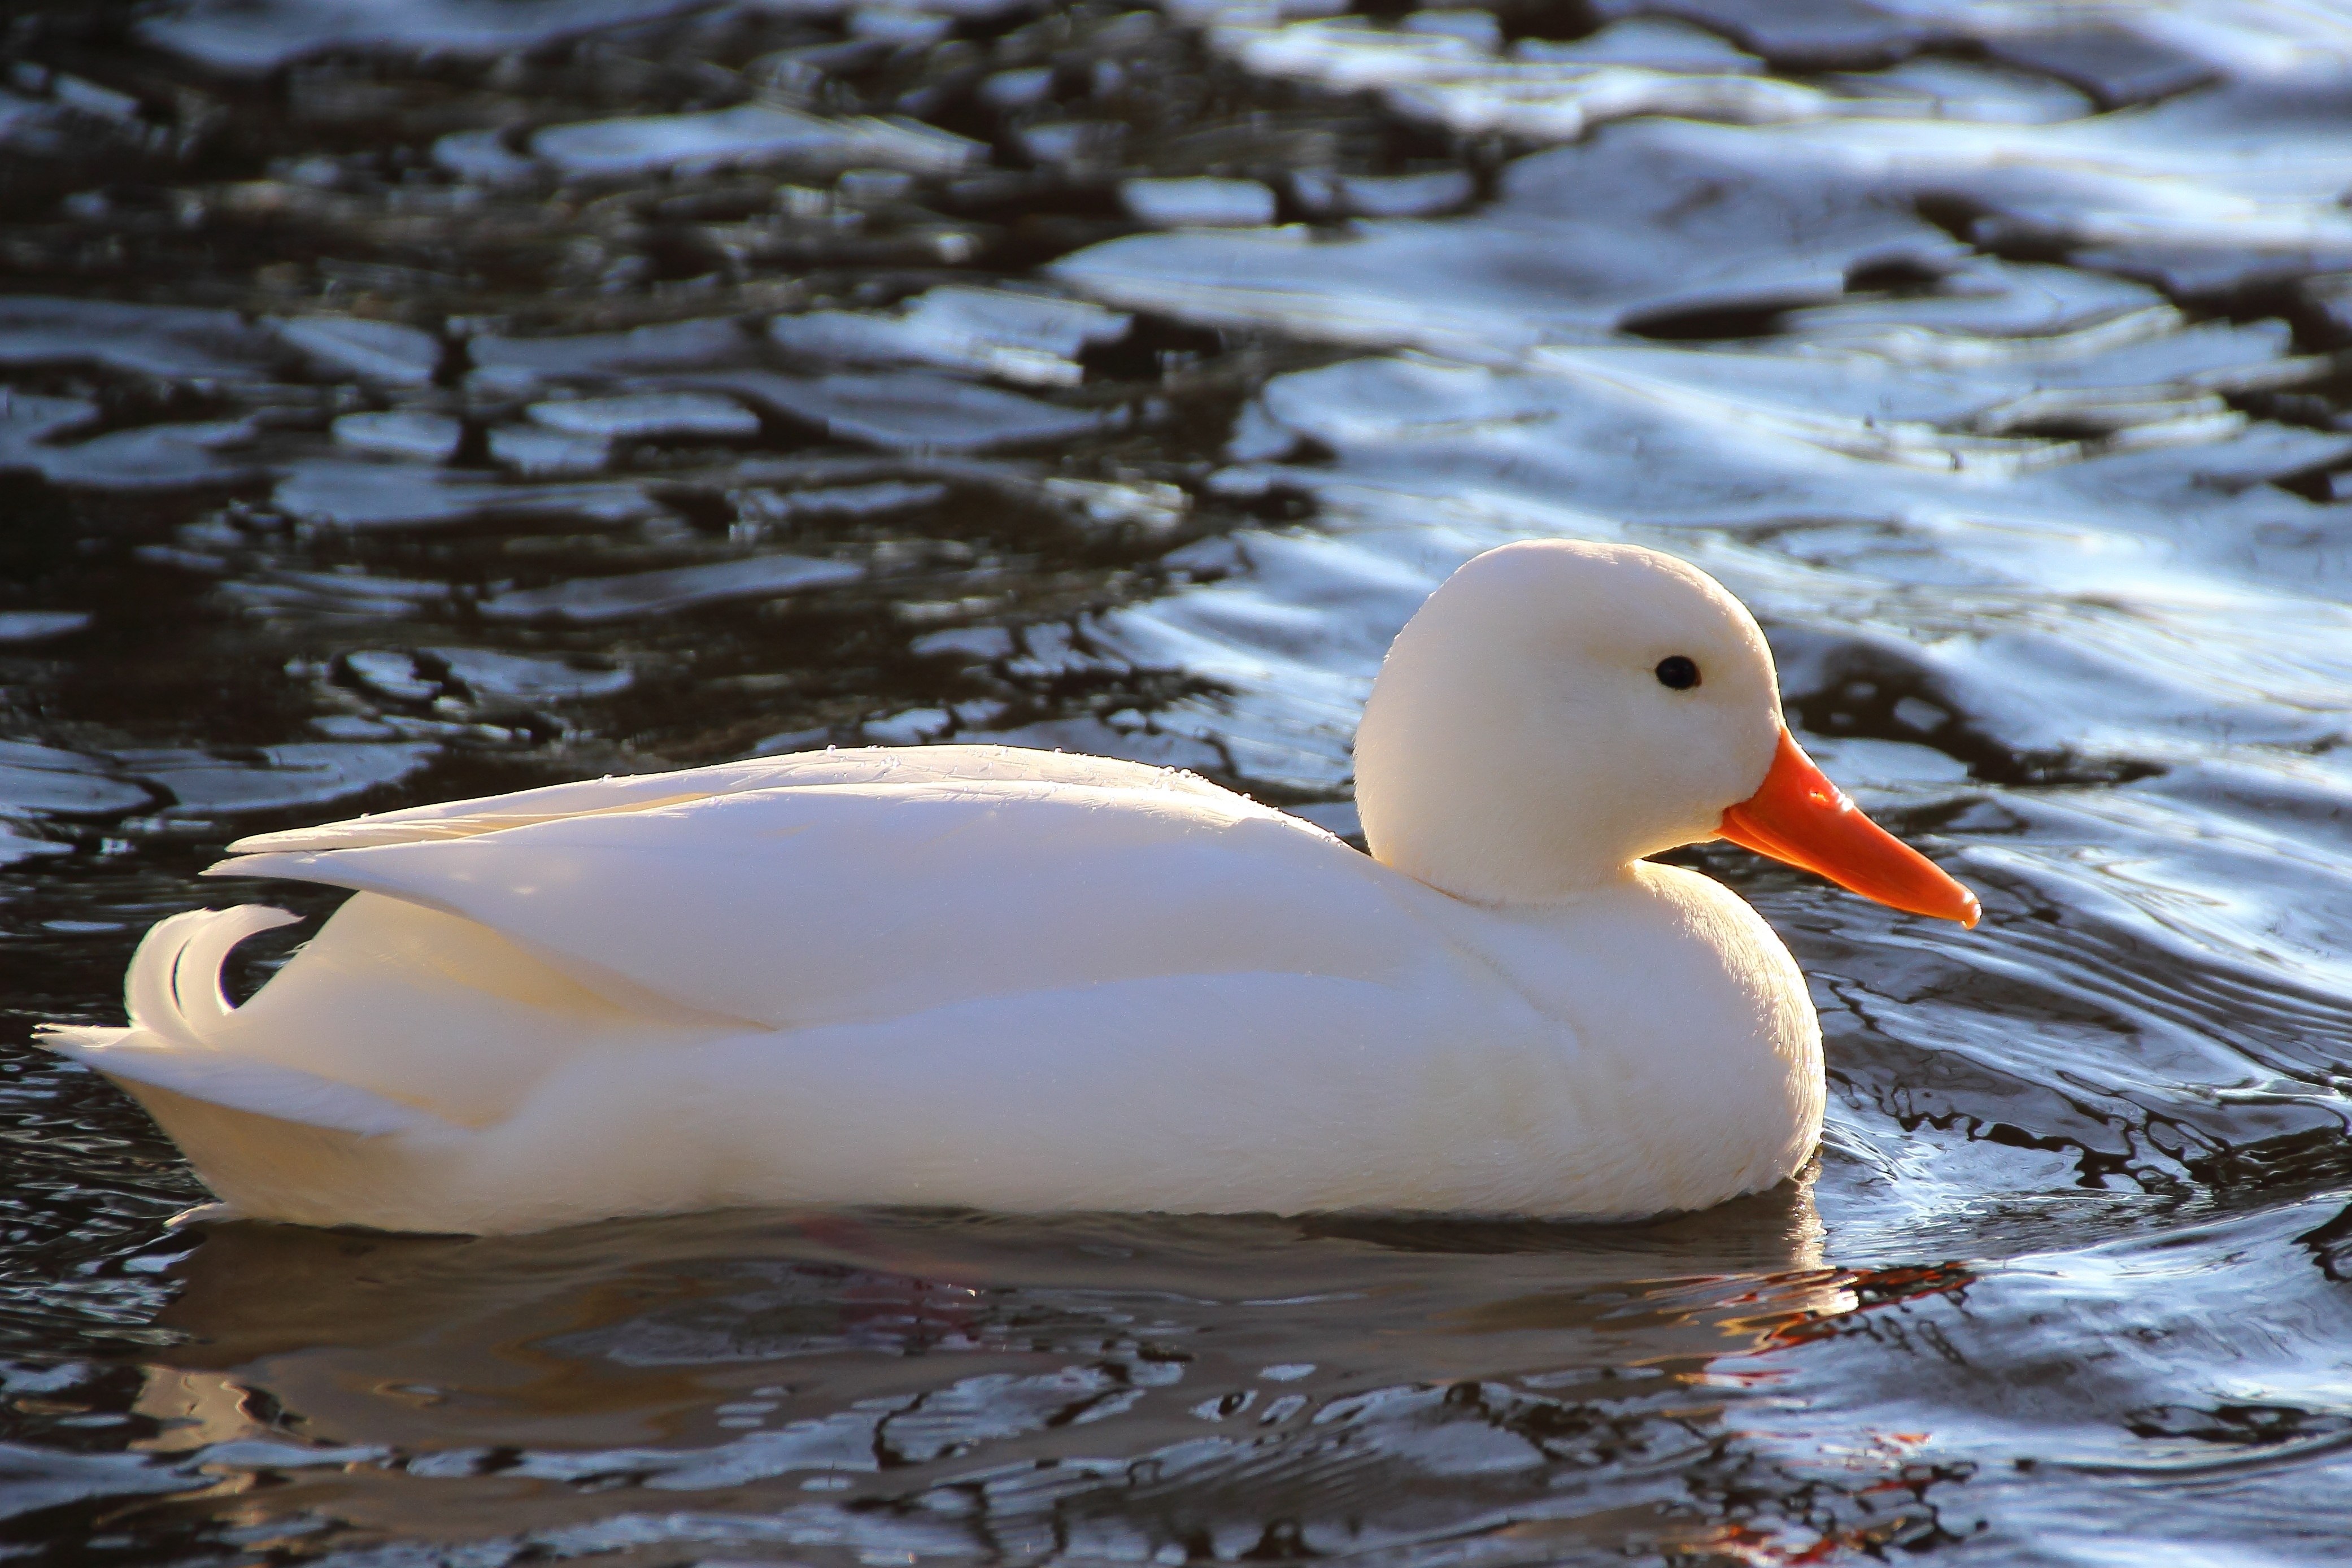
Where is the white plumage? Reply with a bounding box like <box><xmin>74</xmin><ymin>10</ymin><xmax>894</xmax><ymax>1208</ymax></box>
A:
<box><xmin>37</xmin><ymin>540</ymin><xmax>1975</xmax><ymax>1233</ymax></box>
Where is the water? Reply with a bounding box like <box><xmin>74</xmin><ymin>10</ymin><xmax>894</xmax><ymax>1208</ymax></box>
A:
<box><xmin>2</xmin><ymin>0</ymin><xmax>2351</xmax><ymax>1559</ymax></box>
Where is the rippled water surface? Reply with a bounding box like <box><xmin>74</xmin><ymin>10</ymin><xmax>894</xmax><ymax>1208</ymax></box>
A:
<box><xmin>5</xmin><ymin>0</ymin><xmax>2352</xmax><ymax>1560</ymax></box>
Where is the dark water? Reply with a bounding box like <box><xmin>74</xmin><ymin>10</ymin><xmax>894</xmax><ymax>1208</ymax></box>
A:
<box><xmin>3</xmin><ymin>0</ymin><xmax>2352</xmax><ymax>1560</ymax></box>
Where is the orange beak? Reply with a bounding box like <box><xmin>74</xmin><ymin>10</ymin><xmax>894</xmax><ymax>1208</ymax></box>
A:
<box><xmin>1717</xmin><ymin>729</ymin><xmax>1980</xmax><ymax>928</ymax></box>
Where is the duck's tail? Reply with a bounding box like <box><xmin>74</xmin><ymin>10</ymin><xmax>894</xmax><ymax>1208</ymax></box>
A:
<box><xmin>36</xmin><ymin>906</ymin><xmax>446</xmax><ymax>1139</ymax></box>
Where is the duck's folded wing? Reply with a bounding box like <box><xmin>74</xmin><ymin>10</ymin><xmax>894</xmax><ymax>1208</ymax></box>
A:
<box><xmin>210</xmin><ymin>778</ymin><xmax>1436</xmax><ymax>1030</ymax></box>
<box><xmin>226</xmin><ymin>744</ymin><xmax>1229</xmax><ymax>854</ymax></box>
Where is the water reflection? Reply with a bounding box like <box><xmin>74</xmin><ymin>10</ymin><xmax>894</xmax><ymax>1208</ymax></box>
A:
<box><xmin>104</xmin><ymin>1182</ymin><xmax>1995</xmax><ymax>1560</ymax></box>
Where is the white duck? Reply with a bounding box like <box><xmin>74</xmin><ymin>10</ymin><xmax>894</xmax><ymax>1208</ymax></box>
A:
<box><xmin>38</xmin><ymin>541</ymin><xmax>1977</xmax><ymax>1234</ymax></box>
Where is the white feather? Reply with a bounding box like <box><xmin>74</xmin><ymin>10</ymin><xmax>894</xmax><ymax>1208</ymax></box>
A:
<box><xmin>32</xmin><ymin>541</ymin><xmax>1888</xmax><ymax>1234</ymax></box>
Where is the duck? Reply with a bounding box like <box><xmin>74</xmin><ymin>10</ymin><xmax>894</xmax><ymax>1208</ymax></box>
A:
<box><xmin>36</xmin><ymin>540</ymin><xmax>1978</xmax><ymax>1234</ymax></box>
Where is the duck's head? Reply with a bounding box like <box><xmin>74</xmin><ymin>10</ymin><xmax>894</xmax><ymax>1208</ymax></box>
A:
<box><xmin>1354</xmin><ymin>539</ymin><xmax>1979</xmax><ymax>925</ymax></box>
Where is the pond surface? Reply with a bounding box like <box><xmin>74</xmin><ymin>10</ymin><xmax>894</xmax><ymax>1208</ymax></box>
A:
<box><xmin>5</xmin><ymin>0</ymin><xmax>2352</xmax><ymax>1561</ymax></box>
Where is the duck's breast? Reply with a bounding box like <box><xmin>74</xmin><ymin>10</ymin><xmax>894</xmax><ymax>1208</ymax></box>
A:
<box><xmin>1425</xmin><ymin>860</ymin><xmax>1825</xmax><ymax>1214</ymax></box>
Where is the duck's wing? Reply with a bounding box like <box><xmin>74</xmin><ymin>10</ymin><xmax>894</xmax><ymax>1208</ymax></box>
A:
<box><xmin>210</xmin><ymin>772</ymin><xmax>1435</xmax><ymax>1031</ymax></box>
<box><xmin>226</xmin><ymin>744</ymin><xmax>1232</xmax><ymax>853</ymax></box>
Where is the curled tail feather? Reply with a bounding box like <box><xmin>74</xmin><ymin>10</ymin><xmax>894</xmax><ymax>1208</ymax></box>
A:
<box><xmin>36</xmin><ymin>904</ymin><xmax>449</xmax><ymax>1139</ymax></box>
<box><xmin>126</xmin><ymin>905</ymin><xmax>303</xmax><ymax>1047</ymax></box>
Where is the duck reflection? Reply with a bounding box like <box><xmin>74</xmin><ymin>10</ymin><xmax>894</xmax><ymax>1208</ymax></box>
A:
<box><xmin>124</xmin><ymin>1173</ymin><xmax>1975</xmax><ymax>1560</ymax></box>
<box><xmin>134</xmin><ymin>1171</ymin><xmax>1900</xmax><ymax>1446</ymax></box>
<box><xmin>135</xmin><ymin>1207</ymin><xmax>990</xmax><ymax>1453</ymax></box>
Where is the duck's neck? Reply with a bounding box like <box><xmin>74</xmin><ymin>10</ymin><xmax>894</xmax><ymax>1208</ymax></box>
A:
<box><xmin>1353</xmin><ymin>662</ymin><xmax>1632</xmax><ymax>907</ymax></box>
<box><xmin>1357</xmin><ymin>777</ymin><xmax>1635</xmax><ymax>905</ymax></box>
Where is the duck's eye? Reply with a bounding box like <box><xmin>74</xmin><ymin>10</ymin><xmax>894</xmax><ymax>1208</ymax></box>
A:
<box><xmin>1654</xmin><ymin>655</ymin><xmax>1700</xmax><ymax>690</ymax></box>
